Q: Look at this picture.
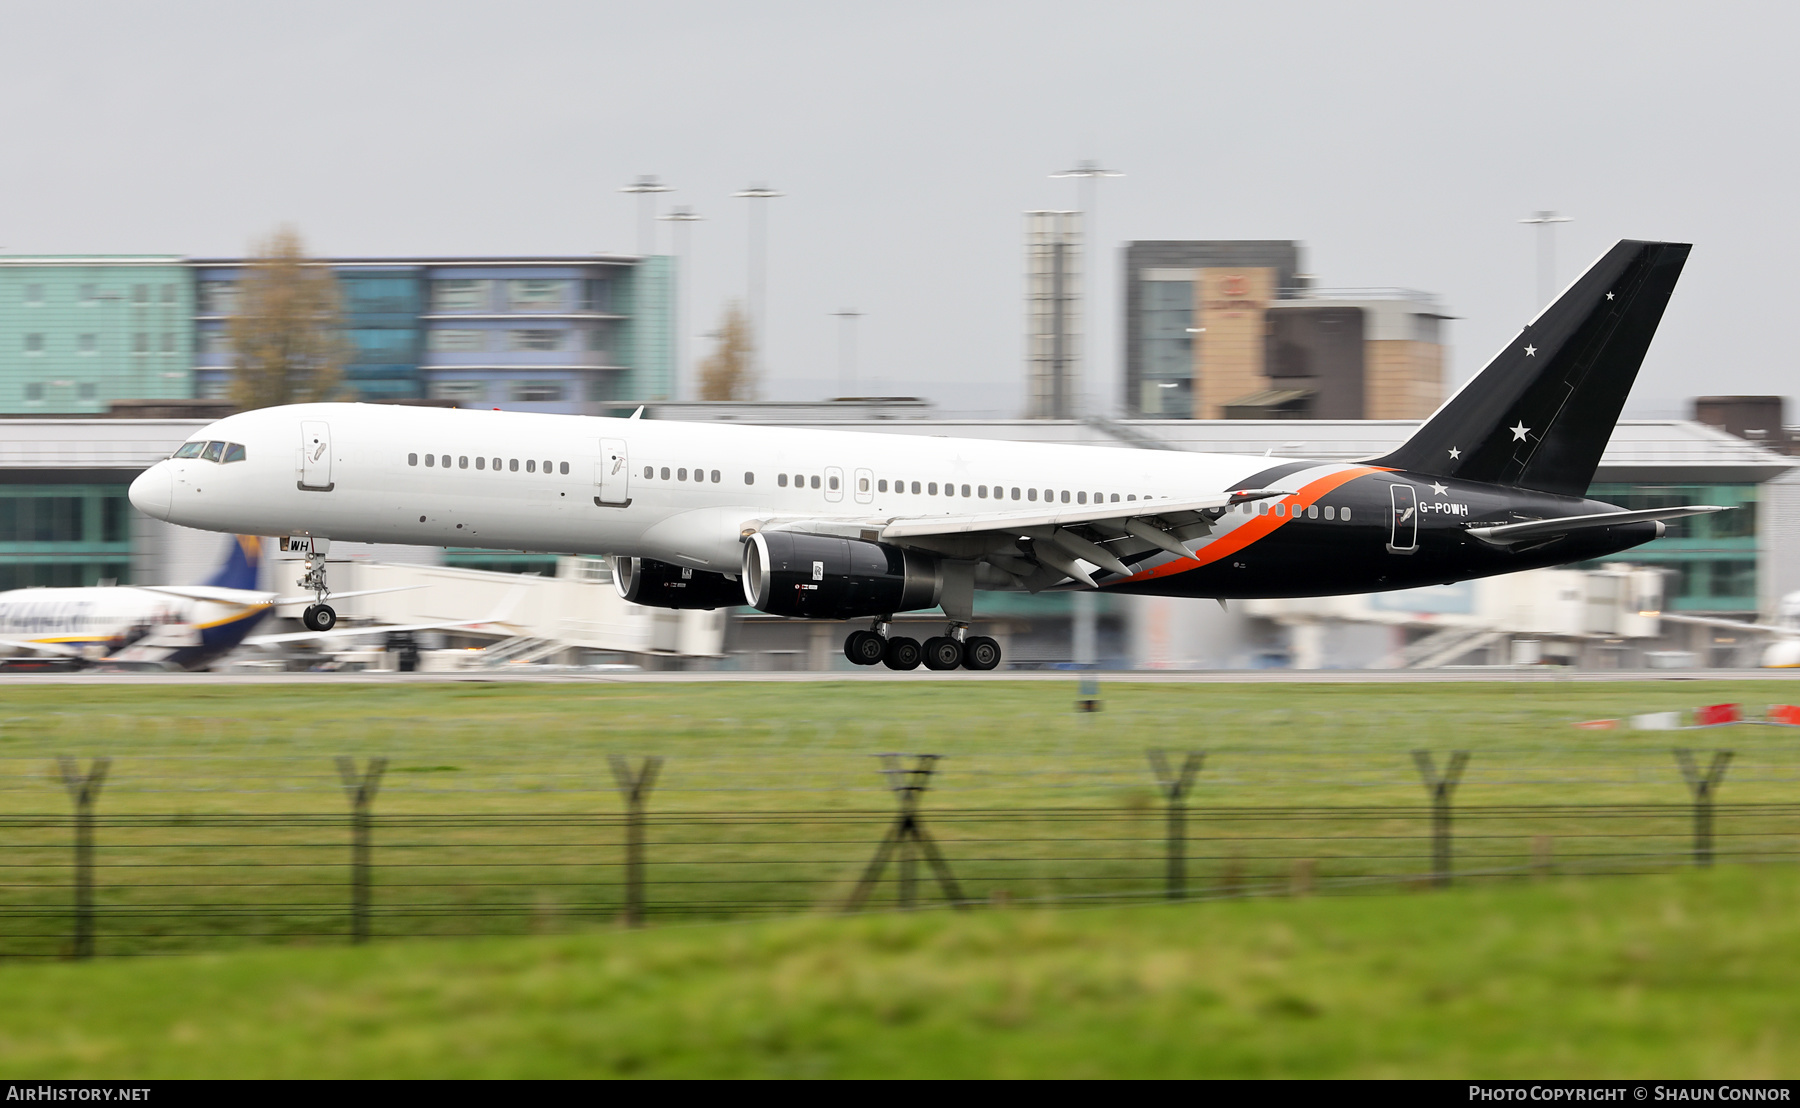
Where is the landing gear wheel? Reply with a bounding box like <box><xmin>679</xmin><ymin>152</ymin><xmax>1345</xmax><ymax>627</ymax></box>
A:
<box><xmin>882</xmin><ymin>636</ymin><xmax>922</xmax><ymax>671</ymax></box>
<box><xmin>961</xmin><ymin>635</ymin><xmax>1002</xmax><ymax>671</ymax></box>
<box><xmin>844</xmin><ymin>629</ymin><xmax>887</xmax><ymax>666</ymax></box>
<box><xmin>302</xmin><ymin>604</ymin><xmax>337</xmax><ymax>633</ymax></box>
<box><xmin>922</xmin><ymin>635</ymin><xmax>964</xmax><ymax>671</ymax></box>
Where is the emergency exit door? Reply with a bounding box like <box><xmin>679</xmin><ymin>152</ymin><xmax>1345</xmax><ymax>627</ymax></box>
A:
<box><xmin>1387</xmin><ymin>483</ymin><xmax>1418</xmax><ymax>554</ymax></box>
<box><xmin>299</xmin><ymin>421</ymin><xmax>333</xmax><ymax>491</ymax></box>
<box><xmin>595</xmin><ymin>438</ymin><xmax>631</xmax><ymax>506</ymax></box>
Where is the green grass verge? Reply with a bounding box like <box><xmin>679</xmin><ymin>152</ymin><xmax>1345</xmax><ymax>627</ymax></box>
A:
<box><xmin>0</xmin><ymin>866</ymin><xmax>1794</xmax><ymax>1078</ymax></box>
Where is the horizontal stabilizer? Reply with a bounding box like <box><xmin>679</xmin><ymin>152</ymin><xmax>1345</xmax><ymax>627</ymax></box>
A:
<box><xmin>1466</xmin><ymin>505</ymin><xmax>1726</xmax><ymax>544</ymax></box>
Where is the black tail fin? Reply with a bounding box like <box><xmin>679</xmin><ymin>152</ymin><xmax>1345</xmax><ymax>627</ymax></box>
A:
<box><xmin>1373</xmin><ymin>239</ymin><xmax>1690</xmax><ymax>497</ymax></box>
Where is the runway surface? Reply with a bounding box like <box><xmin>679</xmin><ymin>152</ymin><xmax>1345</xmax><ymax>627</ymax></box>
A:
<box><xmin>2</xmin><ymin>668</ymin><xmax>1793</xmax><ymax>686</ymax></box>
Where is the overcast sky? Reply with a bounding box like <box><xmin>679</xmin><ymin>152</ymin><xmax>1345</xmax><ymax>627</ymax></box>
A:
<box><xmin>2</xmin><ymin>0</ymin><xmax>1793</xmax><ymax>418</ymax></box>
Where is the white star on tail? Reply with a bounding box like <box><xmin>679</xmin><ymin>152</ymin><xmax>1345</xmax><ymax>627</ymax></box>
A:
<box><xmin>1524</xmin><ymin>345</ymin><xmax>1537</xmax><ymax>356</ymax></box>
<box><xmin>1430</xmin><ymin>482</ymin><xmax>1448</xmax><ymax>496</ymax></box>
<box><xmin>1510</xmin><ymin>422</ymin><xmax>1531</xmax><ymax>441</ymax></box>
<box><xmin>1606</xmin><ymin>292</ymin><xmax>1614</xmax><ymax>300</ymax></box>
<box><xmin>1448</xmin><ymin>447</ymin><xmax>1461</xmax><ymax>460</ymax></box>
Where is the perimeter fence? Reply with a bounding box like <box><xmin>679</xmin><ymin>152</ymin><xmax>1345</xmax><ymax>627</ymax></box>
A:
<box><xmin>4</xmin><ymin>745</ymin><xmax>1793</xmax><ymax>960</ymax></box>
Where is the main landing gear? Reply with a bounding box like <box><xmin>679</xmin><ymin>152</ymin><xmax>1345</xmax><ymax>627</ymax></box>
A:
<box><xmin>297</xmin><ymin>542</ymin><xmax>337</xmax><ymax>633</ymax></box>
<box><xmin>844</xmin><ymin>619</ymin><xmax>1001</xmax><ymax>672</ymax></box>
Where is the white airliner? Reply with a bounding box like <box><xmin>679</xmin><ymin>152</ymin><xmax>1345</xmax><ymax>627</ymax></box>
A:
<box><xmin>130</xmin><ymin>241</ymin><xmax>1721</xmax><ymax>671</ymax></box>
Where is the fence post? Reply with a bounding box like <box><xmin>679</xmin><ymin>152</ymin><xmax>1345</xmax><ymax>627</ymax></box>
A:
<box><xmin>335</xmin><ymin>756</ymin><xmax>386</xmax><ymax>944</ymax></box>
<box><xmin>846</xmin><ymin>754</ymin><xmax>967</xmax><ymax>911</ymax></box>
<box><xmin>56</xmin><ymin>757</ymin><xmax>109</xmax><ymax>960</ymax></box>
<box><xmin>1146</xmin><ymin>750</ymin><xmax>1203</xmax><ymax>900</ymax></box>
<box><xmin>1673</xmin><ymin>748</ymin><xmax>1732</xmax><ymax>867</ymax></box>
<box><xmin>608</xmin><ymin>755</ymin><xmax>662</xmax><ymax>928</ymax></box>
<box><xmin>1412</xmin><ymin>750</ymin><xmax>1469</xmax><ymax>888</ymax></box>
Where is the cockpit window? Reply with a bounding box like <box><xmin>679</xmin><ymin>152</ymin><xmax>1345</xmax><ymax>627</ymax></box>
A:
<box><xmin>173</xmin><ymin>441</ymin><xmax>205</xmax><ymax>459</ymax></box>
<box><xmin>222</xmin><ymin>443</ymin><xmax>247</xmax><ymax>463</ymax></box>
<box><xmin>201</xmin><ymin>441</ymin><xmax>225</xmax><ymax>463</ymax></box>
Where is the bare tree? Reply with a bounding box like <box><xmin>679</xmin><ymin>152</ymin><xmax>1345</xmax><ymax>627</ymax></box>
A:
<box><xmin>227</xmin><ymin>226</ymin><xmax>347</xmax><ymax>410</ymax></box>
<box><xmin>697</xmin><ymin>302</ymin><xmax>755</xmax><ymax>401</ymax></box>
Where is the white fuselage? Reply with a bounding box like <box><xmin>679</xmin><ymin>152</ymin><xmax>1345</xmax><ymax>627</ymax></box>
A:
<box><xmin>131</xmin><ymin>403</ymin><xmax>1286</xmax><ymax>574</ymax></box>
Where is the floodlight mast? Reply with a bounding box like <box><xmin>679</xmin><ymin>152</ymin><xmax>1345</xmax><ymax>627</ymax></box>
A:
<box><xmin>831</xmin><ymin>308</ymin><xmax>863</xmax><ymax>396</ymax></box>
<box><xmin>620</xmin><ymin>175</ymin><xmax>674</xmax><ymax>256</ymax></box>
<box><xmin>734</xmin><ymin>184</ymin><xmax>784</xmax><ymax>382</ymax></box>
<box><xmin>1519</xmin><ymin>210</ymin><xmax>1573</xmax><ymax>308</ymax></box>
<box><xmin>659</xmin><ymin>206</ymin><xmax>705</xmax><ymax>401</ymax></box>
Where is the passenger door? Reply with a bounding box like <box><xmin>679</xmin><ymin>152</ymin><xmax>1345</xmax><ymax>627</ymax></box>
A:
<box><xmin>853</xmin><ymin>467</ymin><xmax>875</xmax><ymax>505</ymax></box>
<box><xmin>595</xmin><ymin>438</ymin><xmax>631</xmax><ymax>506</ymax></box>
<box><xmin>1387</xmin><ymin>483</ymin><xmax>1418</xmax><ymax>554</ymax></box>
<box><xmin>298</xmin><ymin>421</ymin><xmax>333</xmax><ymax>491</ymax></box>
<box><xmin>824</xmin><ymin>465</ymin><xmax>845</xmax><ymax>504</ymax></box>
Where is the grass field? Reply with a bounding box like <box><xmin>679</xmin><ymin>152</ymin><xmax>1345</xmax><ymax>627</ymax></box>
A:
<box><xmin>0</xmin><ymin>679</ymin><xmax>1796</xmax><ymax>955</ymax></box>
<box><xmin>1</xmin><ymin>678</ymin><xmax>1795</xmax><ymax>812</ymax></box>
<box><xmin>0</xmin><ymin>865</ymin><xmax>1794</xmax><ymax>1078</ymax></box>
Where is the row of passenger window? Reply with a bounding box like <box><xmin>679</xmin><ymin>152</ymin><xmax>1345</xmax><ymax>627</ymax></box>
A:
<box><xmin>643</xmin><ymin>466</ymin><xmax>726</xmax><ymax>483</ymax></box>
<box><xmin>1234</xmin><ymin>500</ymin><xmax>1352</xmax><ymax>521</ymax></box>
<box><xmin>172</xmin><ymin>440</ymin><xmax>247</xmax><ymax>464</ymax></box>
<box><xmin>408</xmin><ymin>453</ymin><xmax>571</xmax><ymax>475</ymax></box>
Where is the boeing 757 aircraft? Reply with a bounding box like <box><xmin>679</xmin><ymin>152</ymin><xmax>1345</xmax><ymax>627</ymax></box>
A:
<box><xmin>131</xmin><ymin>240</ymin><xmax>1719</xmax><ymax>671</ymax></box>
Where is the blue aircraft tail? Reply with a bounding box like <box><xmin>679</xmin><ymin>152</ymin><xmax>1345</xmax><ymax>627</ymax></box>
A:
<box><xmin>203</xmin><ymin>535</ymin><xmax>263</xmax><ymax>591</ymax></box>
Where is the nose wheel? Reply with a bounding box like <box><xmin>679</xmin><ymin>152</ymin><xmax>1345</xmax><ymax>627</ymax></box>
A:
<box><xmin>302</xmin><ymin>604</ymin><xmax>338</xmax><ymax>632</ymax></box>
<box><xmin>296</xmin><ymin>541</ymin><xmax>336</xmax><ymax>633</ymax></box>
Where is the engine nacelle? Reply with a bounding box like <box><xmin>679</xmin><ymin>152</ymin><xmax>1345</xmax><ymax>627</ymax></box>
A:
<box><xmin>742</xmin><ymin>531</ymin><xmax>942</xmax><ymax>619</ymax></box>
<box><xmin>613</xmin><ymin>556</ymin><xmax>747</xmax><ymax>610</ymax></box>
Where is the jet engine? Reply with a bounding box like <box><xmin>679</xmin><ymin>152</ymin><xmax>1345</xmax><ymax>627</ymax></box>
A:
<box><xmin>741</xmin><ymin>531</ymin><xmax>942</xmax><ymax>619</ymax></box>
<box><xmin>612</xmin><ymin>556</ymin><xmax>746</xmax><ymax>610</ymax></box>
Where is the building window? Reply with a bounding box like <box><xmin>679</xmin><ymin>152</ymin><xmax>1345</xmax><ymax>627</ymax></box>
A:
<box><xmin>78</xmin><ymin>383</ymin><xmax>96</xmax><ymax>400</ymax></box>
<box><xmin>579</xmin><ymin>279</ymin><xmax>611</xmax><ymax>312</ymax></box>
<box><xmin>79</xmin><ymin>284</ymin><xmax>99</xmax><ymax>305</ymax></box>
<box><xmin>429</xmin><ymin>329</ymin><xmax>488</xmax><ymax>352</ymax></box>
<box><xmin>160</xmin><ymin>333</ymin><xmax>175</xmax><ymax>354</ymax></box>
<box><xmin>196</xmin><ymin>282</ymin><xmax>238</xmax><ymax>315</ymax></box>
<box><xmin>132</xmin><ymin>284</ymin><xmax>149</xmax><ymax>305</ymax></box>
<box><xmin>78</xmin><ymin>334</ymin><xmax>97</xmax><ymax>355</ymax></box>
<box><xmin>428</xmin><ymin>380</ymin><xmax>487</xmax><ymax>403</ymax></box>
<box><xmin>510</xmin><ymin>381</ymin><xmax>565</xmax><ymax>402</ymax></box>
<box><xmin>23</xmin><ymin>384</ymin><xmax>43</xmax><ymax>402</ymax></box>
<box><xmin>508</xmin><ymin>279</ymin><xmax>566</xmax><ymax>312</ymax></box>
<box><xmin>430</xmin><ymin>279</ymin><xmax>491</xmax><ymax>312</ymax></box>
<box><xmin>160</xmin><ymin>284</ymin><xmax>176</xmax><ymax>304</ymax></box>
<box><xmin>133</xmin><ymin>333</ymin><xmax>149</xmax><ymax>355</ymax></box>
<box><xmin>509</xmin><ymin>329</ymin><xmax>565</xmax><ymax>352</ymax></box>
<box><xmin>23</xmin><ymin>284</ymin><xmax>44</xmax><ymax>306</ymax></box>
<box><xmin>24</xmin><ymin>334</ymin><xmax>44</xmax><ymax>354</ymax></box>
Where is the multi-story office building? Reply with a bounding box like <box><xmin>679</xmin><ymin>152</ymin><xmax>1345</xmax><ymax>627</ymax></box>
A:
<box><xmin>191</xmin><ymin>255</ymin><xmax>673</xmax><ymax>414</ymax></box>
<box><xmin>0</xmin><ymin>257</ymin><xmax>195</xmax><ymax>415</ymax></box>
<box><xmin>1122</xmin><ymin>240</ymin><xmax>1448</xmax><ymax>421</ymax></box>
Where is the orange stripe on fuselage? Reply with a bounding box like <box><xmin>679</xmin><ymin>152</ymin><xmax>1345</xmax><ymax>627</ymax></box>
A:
<box><xmin>1122</xmin><ymin>465</ymin><xmax>1388</xmax><ymax>584</ymax></box>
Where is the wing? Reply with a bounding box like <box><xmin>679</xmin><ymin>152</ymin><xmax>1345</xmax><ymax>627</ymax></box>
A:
<box><xmin>245</xmin><ymin>617</ymin><xmax>513</xmax><ymax>647</ymax></box>
<box><xmin>0</xmin><ymin>636</ymin><xmax>92</xmax><ymax>658</ymax></box>
<box><xmin>132</xmin><ymin>584</ymin><xmax>424</xmax><ymax>606</ymax></box>
<box><xmin>766</xmin><ymin>489</ymin><xmax>1283</xmax><ymax>591</ymax></box>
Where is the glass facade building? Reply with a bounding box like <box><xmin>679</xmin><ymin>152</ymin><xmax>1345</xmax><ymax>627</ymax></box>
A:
<box><xmin>1582</xmin><ymin>482</ymin><xmax>1761</xmax><ymax>611</ymax></box>
<box><xmin>191</xmin><ymin>255</ymin><xmax>674</xmax><ymax>414</ymax></box>
<box><xmin>0</xmin><ymin>258</ymin><xmax>195</xmax><ymax>414</ymax></box>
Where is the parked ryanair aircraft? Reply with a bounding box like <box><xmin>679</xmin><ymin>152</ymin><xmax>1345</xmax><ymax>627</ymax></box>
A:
<box><xmin>131</xmin><ymin>240</ymin><xmax>1721</xmax><ymax>672</ymax></box>
<box><xmin>0</xmin><ymin>536</ymin><xmax>430</xmax><ymax>671</ymax></box>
